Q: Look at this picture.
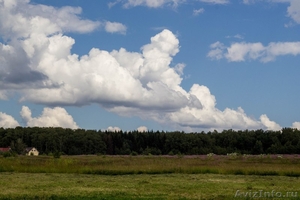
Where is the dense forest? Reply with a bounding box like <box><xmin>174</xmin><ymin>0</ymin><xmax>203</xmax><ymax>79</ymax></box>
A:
<box><xmin>1</xmin><ymin>127</ymin><xmax>300</xmax><ymax>155</ymax></box>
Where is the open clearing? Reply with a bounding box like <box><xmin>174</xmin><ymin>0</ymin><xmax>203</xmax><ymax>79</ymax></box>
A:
<box><xmin>1</xmin><ymin>155</ymin><xmax>300</xmax><ymax>199</ymax></box>
<box><xmin>0</xmin><ymin>173</ymin><xmax>300</xmax><ymax>199</ymax></box>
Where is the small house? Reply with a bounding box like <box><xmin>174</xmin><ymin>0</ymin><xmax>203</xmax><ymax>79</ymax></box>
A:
<box><xmin>25</xmin><ymin>147</ymin><xmax>39</xmax><ymax>156</ymax></box>
<box><xmin>0</xmin><ymin>147</ymin><xmax>11</xmax><ymax>153</ymax></box>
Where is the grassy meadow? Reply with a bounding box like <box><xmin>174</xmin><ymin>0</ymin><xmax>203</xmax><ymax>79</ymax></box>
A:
<box><xmin>1</xmin><ymin>154</ymin><xmax>300</xmax><ymax>199</ymax></box>
<box><xmin>0</xmin><ymin>173</ymin><xmax>300</xmax><ymax>200</ymax></box>
<box><xmin>1</xmin><ymin>154</ymin><xmax>300</xmax><ymax>176</ymax></box>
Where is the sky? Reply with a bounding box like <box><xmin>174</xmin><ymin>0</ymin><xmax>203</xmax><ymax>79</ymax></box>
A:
<box><xmin>0</xmin><ymin>0</ymin><xmax>300</xmax><ymax>132</ymax></box>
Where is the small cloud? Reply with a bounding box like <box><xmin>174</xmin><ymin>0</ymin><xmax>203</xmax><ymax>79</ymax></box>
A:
<box><xmin>193</xmin><ymin>8</ymin><xmax>205</xmax><ymax>16</ymax></box>
<box><xmin>105</xmin><ymin>21</ymin><xmax>127</xmax><ymax>34</ymax></box>
<box><xmin>208</xmin><ymin>41</ymin><xmax>300</xmax><ymax>62</ymax></box>
<box><xmin>207</xmin><ymin>41</ymin><xmax>226</xmax><ymax>60</ymax></box>
<box><xmin>284</xmin><ymin>21</ymin><xmax>295</xmax><ymax>28</ymax></box>
<box><xmin>233</xmin><ymin>34</ymin><xmax>244</xmax><ymax>39</ymax></box>
<box><xmin>267</xmin><ymin>0</ymin><xmax>300</xmax><ymax>26</ymax></box>
<box><xmin>137</xmin><ymin>126</ymin><xmax>148</xmax><ymax>132</ymax></box>
<box><xmin>292</xmin><ymin>122</ymin><xmax>300</xmax><ymax>129</ymax></box>
<box><xmin>199</xmin><ymin>0</ymin><xmax>230</xmax><ymax>4</ymax></box>
<box><xmin>226</xmin><ymin>34</ymin><xmax>244</xmax><ymax>39</ymax></box>
<box><xmin>107</xmin><ymin>126</ymin><xmax>122</xmax><ymax>132</ymax></box>
<box><xmin>243</xmin><ymin>0</ymin><xmax>256</xmax><ymax>4</ymax></box>
<box><xmin>108</xmin><ymin>0</ymin><xmax>121</xmax><ymax>8</ymax></box>
<box><xmin>174</xmin><ymin>63</ymin><xmax>186</xmax><ymax>75</ymax></box>
<box><xmin>0</xmin><ymin>92</ymin><xmax>8</xmax><ymax>100</ymax></box>
<box><xmin>122</xmin><ymin>0</ymin><xmax>185</xmax><ymax>8</ymax></box>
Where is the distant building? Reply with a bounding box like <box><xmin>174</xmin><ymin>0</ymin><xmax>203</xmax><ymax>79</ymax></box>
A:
<box><xmin>25</xmin><ymin>147</ymin><xmax>39</xmax><ymax>156</ymax></box>
<box><xmin>0</xmin><ymin>147</ymin><xmax>11</xmax><ymax>153</ymax></box>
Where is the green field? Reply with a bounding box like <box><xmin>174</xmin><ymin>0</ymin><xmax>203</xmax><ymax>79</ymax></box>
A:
<box><xmin>0</xmin><ymin>155</ymin><xmax>300</xmax><ymax>199</ymax></box>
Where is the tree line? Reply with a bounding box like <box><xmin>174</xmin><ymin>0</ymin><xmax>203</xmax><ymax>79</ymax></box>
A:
<box><xmin>1</xmin><ymin>127</ymin><xmax>300</xmax><ymax>155</ymax></box>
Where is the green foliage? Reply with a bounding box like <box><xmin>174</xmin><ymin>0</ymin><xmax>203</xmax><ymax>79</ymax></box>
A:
<box><xmin>2</xmin><ymin>151</ymin><xmax>14</xmax><ymax>158</ymax></box>
<box><xmin>252</xmin><ymin>140</ymin><xmax>264</xmax><ymax>154</ymax></box>
<box><xmin>0</xmin><ymin>155</ymin><xmax>300</xmax><ymax>177</ymax></box>
<box><xmin>10</xmin><ymin>138</ymin><xmax>26</xmax><ymax>155</ymax></box>
<box><xmin>0</xmin><ymin>127</ymin><xmax>300</xmax><ymax>156</ymax></box>
<box><xmin>53</xmin><ymin>151</ymin><xmax>61</xmax><ymax>158</ymax></box>
<box><xmin>130</xmin><ymin>151</ymin><xmax>138</xmax><ymax>156</ymax></box>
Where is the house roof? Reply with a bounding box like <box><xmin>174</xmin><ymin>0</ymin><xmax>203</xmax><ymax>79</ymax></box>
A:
<box><xmin>25</xmin><ymin>147</ymin><xmax>38</xmax><ymax>152</ymax></box>
<box><xmin>0</xmin><ymin>147</ymin><xmax>11</xmax><ymax>152</ymax></box>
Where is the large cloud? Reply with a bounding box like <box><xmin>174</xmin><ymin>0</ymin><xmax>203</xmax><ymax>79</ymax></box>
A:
<box><xmin>0</xmin><ymin>0</ymin><xmax>284</xmax><ymax>131</ymax></box>
<box><xmin>19</xmin><ymin>29</ymin><xmax>197</xmax><ymax>113</ymax></box>
<box><xmin>208</xmin><ymin>41</ymin><xmax>300</xmax><ymax>62</ymax></box>
<box><xmin>0</xmin><ymin>112</ymin><xmax>20</xmax><ymax>128</ymax></box>
<box><xmin>20</xmin><ymin>106</ymin><xmax>78</xmax><ymax>128</ymax></box>
<box><xmin>0</xmin><ymin>0</ymin><xmax>126</xmax><ymax>90</ymax></box>
<box><xmin>0</xmin><ymin>0</ymin><xmax>101</xmax><ymax>40</ymax></box>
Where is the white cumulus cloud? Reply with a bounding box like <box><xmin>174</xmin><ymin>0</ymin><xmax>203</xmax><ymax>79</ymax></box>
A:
<box><xmin>0</xmin><ymin>0</ymin><xmax>285</xmax><ymax>131</ymax></box>
<box><xmin>137</xmin><ymin>126</ymin><xmax>148</xmax><ymax>132</ymax></box>
<box><xmin>111</xmin><ymin>0</ymin><xmax>229</xmax><ymax>8</ymax></box>
<box><xmin>105</xmin><ymin>21</ymin><xmax>127</xmax><ymax>34</ymax></box>
<box><xmin>0</xmin><ymin>0</ymin><xmax>100</xmax><ymax>40</ymax></box>
<box><xmin>0</xmin><ymin>112</ymin><xmax>20</xmax><ymax>128</ymax></box>
<box><xmin>20</xmin><ymin>106</ymin><xmax>79</xmax><ymax>129</ymax></box>
<box><xmin>260</xmin><ymin>114</ymin><xmax>282</xmax><ymax>131</ymax></box>
<box><xmin>199</xmin><ymin>0</ymin><xmax>230</xmax><ymax>4</ymax></box>
<box><xmin>208</xmin><ymin>41</ymin><xmax>300</xmax><ymax>62</ymax></box>
<box><xmin>110</xmin><ymin>0</ymin><xmax>185</xmax><ymax>8</ymax></box>
<box><xmin>106</xmin><ymin>126</ymin><xmax>122</xmax><ymax>132</ymax></box>
<box><xmin>292</xmin><ymin>122</ymin><xmax>300</xmax><ymax>129</ymax></box>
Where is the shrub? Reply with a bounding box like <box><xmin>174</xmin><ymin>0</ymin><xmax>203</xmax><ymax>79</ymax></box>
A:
<box><xmin>207</xmin><ymin>153</ymin><xmax>215</xmax><ymax>158</ymax></box>
<box><xmin>53</xmin><ymin>151</ymin><xmax>61</xmax><ymax>159</ymax></box>
<box><xmin>130</xmin><ymin>151</ymin><xmax>138</xmax><ymax>156</ymax></box>
<box><xmin>3</xmin><ymin>151</ymin><xmax>16</xmax><ymax>158</ymax></box>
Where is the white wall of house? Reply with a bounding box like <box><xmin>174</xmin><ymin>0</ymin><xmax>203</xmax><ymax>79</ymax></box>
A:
<box><xmin>27</xmin><ymin>148</ymin><xmax>39</xmax><ymax>156</ymax></box>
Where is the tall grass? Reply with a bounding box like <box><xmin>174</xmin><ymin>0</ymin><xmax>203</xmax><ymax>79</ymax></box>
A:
<box><xmin>1</xmin><ymin>155</ymin><xmax>300</xmax><ymax>176</ymax></box>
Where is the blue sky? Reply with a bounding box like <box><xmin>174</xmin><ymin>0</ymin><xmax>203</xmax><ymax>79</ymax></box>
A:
<box><xmin>0</xmin><ymin>0</ymin><xmax>300</xmax><ymax>132</ymax></box>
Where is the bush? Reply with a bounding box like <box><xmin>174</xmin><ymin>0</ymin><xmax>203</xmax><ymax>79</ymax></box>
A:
<box><xmin>53</xmin><ymin>151</ymin><xmax>61</xmax><ymax>159</ymax></box>
<box><xmin>3</xmin><ymin>151</ymin><xmax>16</xmax><ymax>158</ymax></box>
<box><xmin>130</xmin><ymin>151</ymin><xmax>138</xmax><ymax>156</ymax></box>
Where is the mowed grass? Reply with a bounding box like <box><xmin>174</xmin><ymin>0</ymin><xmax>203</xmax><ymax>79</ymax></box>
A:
<box><xmin>1</xmin><ymin>155</ymin><xmax>300</xmax><ymax>176</ymax></box>
<box><xmin>0</xmin><ymin>173</ymin><xmax>300</xmax><ymax>199</ymax></box>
